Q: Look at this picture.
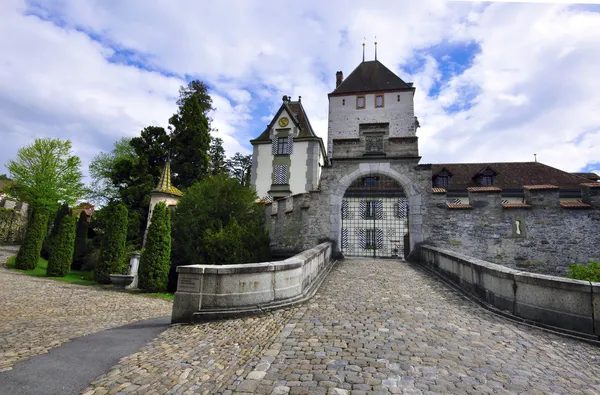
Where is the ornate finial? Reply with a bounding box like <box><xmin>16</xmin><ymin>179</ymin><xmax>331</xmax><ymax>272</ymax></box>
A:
<box><xmin>298</xmin><ymin>95</ymin><xmax>301</xmax><ymax>102</ymax></box>
<box><xmin>534</xmin><ymin>153</ymin><xmax>537</xmax><ymax>163</ymax></box>
<box><xmin>282</xmin><ymin>95</ymin><xmax>288</xmax><ymax>102</ymax></box>
<box><xmin>362</xmin><ymin>37</ymin><xmax>366</xmax><ymax>62</ymax></box>
<box><xmin>374</xmin><ymin>36</ymin><xmax>378</xmax><ymax>61</ymax></box>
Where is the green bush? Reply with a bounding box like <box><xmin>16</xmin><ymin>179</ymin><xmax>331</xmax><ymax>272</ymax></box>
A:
<box><xmin>566</xmin><ymin>262</ymin><xmax>600</xmax><ymax>282</ymax></box>
<box><xmin>94</xmin><ymin>203</ymin><xmax>128</xmax><ymax>283</ymax></box>
<box><xmin>72</xmin><ymin>211</ymin><xmax>89</xmax><ymax>270</ymax></box>
<box><xmin>41</xmin><ymin>203</ymin><xmax>70</xmax><ymax>260</ymax></box>
<box><xmin>15</xmin><ymin>209</ymin><xmax>49</xmax><ymax>270</ymax></box>
<box><xmin>138</xmin><ymin>202</ymin><xmax>171</xmax><ymax>292</ymax></box>
<box><xmin>171</xmin><ymin>175</ymin><xmax>270</xmax><ymax>266</ymax></box>
<box><xmin>47</xmin><ymin>213</ymin><xmax>76</xmax><ymax>277</ymax></box>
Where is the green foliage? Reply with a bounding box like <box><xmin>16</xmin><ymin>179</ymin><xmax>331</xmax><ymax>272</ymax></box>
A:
<box><xmin>8</xmin><ymin>255</ymin><xmax>96</xmax><ymax>285</ymax></box>
<box><xmin>41</xmin><ymin>203</ymin><xmax>70</xmax><ymax>260</ymax></box>
<box><xmin>72</xmin><ymin>211</ymin><xmax>89</xmax><ymax>270</ymax></box>
<box><xmin>208</xmin><ymin>137</ymin><xmax>227</xmax><ymax>175</ymax></box>
<box><xmin>94</xmin><ymin>203</ymin><xmax>129</xmax><ymax>283</ymax></box>
<box><xmin>15</xmin><ymin>209</ymin><xmax>49</xmax><ymax>270</ymax></box>
<box><xmin>566</xmin><ymin>262</ymin><xmax>600</xmax><ymax>282</ymax></box>
<box><xmin>7</xmin><ymin>138</ymin><xmax>85</xmax><ymax>209</ymax></box>
<box><xmin>226</xmin><ymin>153</ymin><xmax>253</xmax><ymax>186</ymax></box>
<box><xmin>172</xmin><ymin>175</ymin><xmax>270</xmax><ymax>266</ymax></box>
<box><xmin>0</xmin><ymin>207</ymin><xmax>23</xmax><ymax>244</ymax></box>
<box><xmin>47</xmin><ymin>213</ymin><xmax>76</xmax><ymax>277</ymax></box>
<box><xmin>169</xmin><ymin>80</ymin><xmax>213</xmax><ymax>188</ymax></box>
<box><xmin>138</xmin><ymin>202</ymin><xmax>171</xmax><ymax>292</ymax></box>
<box><xmin>88</xmin><ymin>137</ymin><xmax>138</xmax><ymax>204</ymax></box>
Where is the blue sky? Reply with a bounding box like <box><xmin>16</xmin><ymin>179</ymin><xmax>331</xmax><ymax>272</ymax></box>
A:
<box><xmin>1</xmin><ymin>0</ymin><xmax>599</xmax><ymax>180</ymax></box>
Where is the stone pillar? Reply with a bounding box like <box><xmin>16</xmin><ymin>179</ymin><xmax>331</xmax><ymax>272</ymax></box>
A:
<box><xmin>524</xmin><ymin>185</ymin><xmax>560</xmax><ymax>208</ymax></box>
<box><xmin>125</xmin><ymin>252</ymin><xmax>141</xmax><ymax>290</ymax></box>
<box><xmin>172</xmin><ymin>265</ymin><xmax>204</xmax><ymax>324</ymax></box>
<box><xmin>581</xmin><ymin>183</ymin><xmax>600</xmax><ymax>207</ymax></box>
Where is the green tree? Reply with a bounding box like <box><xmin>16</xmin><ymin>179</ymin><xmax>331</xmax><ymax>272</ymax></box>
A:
<box><xmin>169</xmin><ymin>80</ymin><xmax>213</xmax><ymax>188</ymax></box>
<box><xmin>208</xmin><ymin>137</ymin><xmax>227</xmax><ymax>175</ymax></box>
<box><xmin>172</xmin><ymin>175</ymin><xmax>270</xmax><ymax>267</ymax></box>
<box><xmin>138</xmin><ymin>202</ymin><xmax>171</xmax><ymax>292</ymax></box>
<box><xmin>15</xmin><ymin>209</ymin><xmax>49</xmax><ymax>270</ymax></box>
<box><xmin>47</xmin><ymin>213</ymin><xmax>76</xmax><ymax>277</ymax></box>
<box><xmin>41</xmin><ymin>203</ymin><xmax>70</xmax><ymax>260</ymax></box>
<box><xmin>94</xmin><ymin>203</ymin><xmax>129</xmax><ymax>283</ymax></box>
<box><xmin>226</xmin><ymin>153</ymin><xmax>253</xmax><ymax>186</ymax></box>
<box><xmin>88</xmin><ymin>137</ymin><xmax>138</xmax><ymax>204</ymax></box>
<box><xmin>72</xmin><ymin>210</ymin><xmax>89</xmax><ymax>270</ymax></box>
<box><xmin>7</xmin><ymin>138</ymin><xmax>85</xmax><ymax>209</ymax></box>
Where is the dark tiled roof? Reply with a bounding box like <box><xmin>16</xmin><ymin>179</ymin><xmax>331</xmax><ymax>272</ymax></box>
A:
<box><xmin>572</xmin><ymin>172</ymin><xmax>600</xmax><ymax>181</ymax></box>
<box><xmin>582</xmin><ymin>182</ymin><xmax>600</xmax><ymax>188</ymax></box>
<box><xmin>560</xmin><ymin>201</ymin><xmax>591</xmax><ymax>209</ymax></box>
<box><xmin>253</xmin><ymin>101</ymin><xmax>316</xmax><ymax>142</ymax></box>
<box><xmin>503</xmin><ymin>203</ymin><xmax>531</xmax><ymax>208</ymax></box>
<box><xmin>431</xmin><ymin>162</ymin><xmax>590</xmax><ymax>190</ymax></box>
<box><xmin>330</xmin><ymin>60</ymin><xmax>413</xmax><ymax>95</ymax></box>
<box><xmin>523</xmin><ymin>184</ymin><xmax>559</xmax><ymax>190</ymax></box>
<box><xmin>467</xmin><ymin>186</ymin><xmax>502</xmax><ymax>193</ymax></box>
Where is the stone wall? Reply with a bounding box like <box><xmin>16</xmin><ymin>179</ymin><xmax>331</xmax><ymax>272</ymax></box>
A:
<box><xmin>0</xmin><ymin>197</ymin><xmax>28</xmax><ymax>244</ymax></box>
<box><xmin>423</xmin><ymin>186</ymin><xmax>600</xmax><ymax>276</ymax></box>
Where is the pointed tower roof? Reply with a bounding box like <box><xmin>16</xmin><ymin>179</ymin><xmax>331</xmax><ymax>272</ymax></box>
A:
<box><xmin>153</xmin><ymin>161</ymin><xmax>183</xmax><ymax>197</ymax></box>
<box><xmin>329</xmin><ymin>60</ymin><xmax>413</xmax><ymax>96</ymax></box>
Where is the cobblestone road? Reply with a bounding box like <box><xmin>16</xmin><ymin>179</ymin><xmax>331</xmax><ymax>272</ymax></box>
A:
<box><xmin>81</xmin><ymin>258</ymin><xmax>600</xmax><ymax>395</ymax></box>
<box><xmin>0</xmin><ymin>246</ymin><xmax>172</xmax><ymax>371</ymax></box>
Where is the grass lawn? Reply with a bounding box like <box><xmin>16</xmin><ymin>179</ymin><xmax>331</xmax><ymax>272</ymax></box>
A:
<box><xmin>6</xmin><ymin>255</ymin><xmax>175</xmax><ymax>300</ymax></box>
<box><xmin>6</xmin><ymin>255</ymin><xmax>96</xmax><ymax>285</ymax></box>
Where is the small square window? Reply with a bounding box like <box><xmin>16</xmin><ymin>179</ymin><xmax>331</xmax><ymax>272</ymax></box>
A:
<box><xmin>397</xmin><ymin>94</ymin><xmax>401</xmax><ymax>102</ymax></box>
<box><xmin>481</xmin><ymin>176</ymin><xmax>493</xmax><ymax>186</ymax></box>
<box><xmin>277</xmin><ymin>137</ymin><xmax>288</xmax><ymax>155</ymax></box>
<box><xmin>375</xmin><ymin>95</ymin><xmax>384</xmax><ymax>108</ymax></box>
<box><xmin>342</xmin><ymin>99</ymin><xmax>345</xmax><ymax>105</ymax></box>
<box><xmin>357</xmin><ymin>96</ymin><xmax>365</xmax><ymax>109</ymax></box>
<box><xmin>364</xmin><ymin>177</ymin><xmax>377</xmax><ymax>187</ymax></box>
<box><xmin>436</xmin><ymin>176</ymin><xmax>449</xmax><ymax>187</ymax></box>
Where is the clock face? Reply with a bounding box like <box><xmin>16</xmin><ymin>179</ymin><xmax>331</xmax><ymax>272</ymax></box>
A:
<box><xmin>279</xmin><ymin>117</ymin><xmax>289</xmax><ymax>127</ymax></box>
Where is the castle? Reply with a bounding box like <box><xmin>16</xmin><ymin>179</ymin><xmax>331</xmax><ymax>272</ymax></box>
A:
<box><xmin>250</xmin><ymin>57</ymin><xmax>600</xmax><ymax>275</ymax></box>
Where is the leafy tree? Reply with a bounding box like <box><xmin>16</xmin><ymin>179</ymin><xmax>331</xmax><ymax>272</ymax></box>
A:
<box><xmin>15</xmin><ymin>209</ymin><xmax>49</xmax><ymax>270</ymax></box>
<box><xmin>138</xmin><ymin>202</ymin><xmax>171</xmax><ymax>292</ymax></box>
<box><xmin>208</xmin><ymin>137</ymin><xmax>227</xmax><ymax>175</ymax></box>
<box><xmin>0</xmin><ymin>174</ymin><xmax>10</xmax><ymax>181</ymax></box>
<box><xmin>88</xmin><ymin>137</ymin><xmax>138</xmax><ymax>204</ymax></box>
<box><xmin>169</xmin><ymin>80</ymin><xmax>213</xmax><ymax>188</ymax></box>
<box><xmin>72</xmin><ymin>210</ymin><xmax>89</xmax><ymax>270</ymax></box>
<box><xmin>226</xmin><ymin>153</ymin><xmax>253</xmax><ymax>186</ymax></box>
<box><xmin>47</xmin><ymin>213</ymin><xmax>76</xmax><ymax>277</ymax></box>
<box><xmin>41</xmin><ymin>203</ymin><xmax>70</xmax><ymax>260</ymax></box>
<box><xmin>94</xmin><ymin>203</ymin><xmax>129</xmax><ymax>283</ymax></box>
<box><xmin>7</xmin><ymin>138</ymin><xmax>85</xmax><ymax>209</ymax></box>
<box><xmin>172</xmin><ymin>175</ymin><xmax>270</xmax><ymax>268</ymax></box>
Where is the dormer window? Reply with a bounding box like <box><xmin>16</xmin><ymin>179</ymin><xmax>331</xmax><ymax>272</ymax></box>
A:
<box><xmin>480</xmin><ymin>175</ymin><xmax>494</xmax><ymax>186</ymax></box>
<box><xmin>375</xmin><ymin>95</ymin><xmax>384</xmax><ymax>108</ymax></box>
<box><xmin>357</xmin><ymin>96</ymin><xmax>365</xmax><ymax>109</ymax></box>
<box><xmin>474</xmin><ymin>167</ymin><xmax>497</xmax><ymax>186</ymax></box>
<box><xmin>435</xmin><ymin>176</ymin><xmax>449</xmax><ymax>187</ymax></box>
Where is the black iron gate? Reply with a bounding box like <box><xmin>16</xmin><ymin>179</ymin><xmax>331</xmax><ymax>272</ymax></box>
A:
<box><xmin>340</xmin><ymin>174</ymin><xmax>408</xmax><ymax>258</ymax></box>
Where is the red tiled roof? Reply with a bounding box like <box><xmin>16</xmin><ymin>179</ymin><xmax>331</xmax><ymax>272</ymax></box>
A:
<box><xmin>446</xmin><ymin>203</ymin><xmax>472</xmax><ymax>210</ymax></box>
<box><xmin>432</xmin><ymin>162</ymin><xmax>590</xmax><ymax>190</ymax></box>
<box><xmin>560</xmin><ymin>201</ymin><xmax>591</xmax><ymax>208</ymax></box>
<box><xmin>467</xmin><ymin>186</ymin><xmax>502</xmax><ymax>192</ymax></box>
<box><xmin>329</xmin><ymin>60</ymin><xmax>413</xmax><ymax>95</ymax></box>
<box><xmin>522</xmin><ymin>184</ymin><xmax>559</xmax><ymax>190</ymax></box>
<box><xmin>581</xmin><ymin>183</ymin><xmax>600</xmax><ymax>188</ymax></box>
<box><xmin>503</xmin><ymin>203</ymin><xmax>531</xmax><ymax>208</ymax></box>
<box><xmin>432</xmin><ymin>188</ymin><xmax>446</xmax><ymax>194</ymax></box>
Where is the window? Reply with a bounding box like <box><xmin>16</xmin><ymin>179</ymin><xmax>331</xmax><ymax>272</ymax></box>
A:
<box><xmin>274</xmin><ymin>165</ymin><xmax>288</xmax><ymax>184</ymax></box>
<box><xmin>435</xmin><ymin>176</ymin><xmax>449</xmax><ymax>187</ymax></box>
<box><xmin>397</xmin><ymin>94</ymin><xmax>401</xmax><ymax>102</ymax></box>
<box><xmin>375</xmin><ymin>95</ymin><xmax>384</xmax><ymax>108</ymax></box>
<box><xmin>342</xmin><ymin>99</ymin><xmax>345</xmax><ymax>106</ymax></box>
<box><xmin>363</xmin><ymin>177</ymin><xmax>377</xmax><ymax>187</ymax></box>
<box><xmin>481</xmin><ymin>175</ymin><xmax>493</xmax><ymax>186</ymax></box>
<box><xmin>276</xmin><ymin>137</ymin><xmax>288</xmax><ymax>155</ymax></box>
<box><xmin>365</xmin><ymin>229</ymin><xmax>376</xmax><ymax>249</ymax></box>
<box><xmin>357</xmin><ymin>96</ymin><xmax>365</xmax><ymax>109</ymax></box>
<box><xmin>365</xmin><ymin>201</ymin><xmax>376</xmax><ymax>218</ymax></box>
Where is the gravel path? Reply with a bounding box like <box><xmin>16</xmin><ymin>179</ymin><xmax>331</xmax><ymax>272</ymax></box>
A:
<box><xmin>0</xmin><ymin>246</ymin><xmax>172</xmax><ymax>372</ymax></box>
<box><xmin>80</xmin><ymin>258</ymin><xmax>600</xmax><ymax>394</ymax></box>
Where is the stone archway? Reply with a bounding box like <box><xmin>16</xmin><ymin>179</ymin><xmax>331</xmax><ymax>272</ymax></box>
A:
<box><xmin>328</xmin><ymin>163</ymin><xmax>424</xmax><ymax>257</ymax></box>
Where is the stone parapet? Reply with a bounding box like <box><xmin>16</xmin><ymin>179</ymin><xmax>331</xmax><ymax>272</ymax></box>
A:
<box><xmin>171</xmin><ymin>242</ymin><xmax>334</xmax><ymax>323</ymax></box>
<box><xmin>419</xmin><ymin>245</ymin><xmax>599</xmax><ymax>338</ymax></box>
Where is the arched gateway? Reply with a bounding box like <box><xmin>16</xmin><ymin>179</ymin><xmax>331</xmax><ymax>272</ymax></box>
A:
<box><xmin>341</xmin><ymin>173</ymin><xmax>408</xmax><ymax>258</ymax></box>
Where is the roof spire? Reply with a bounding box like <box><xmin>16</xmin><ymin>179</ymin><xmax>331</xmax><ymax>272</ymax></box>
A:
<box><xmin>374</xmin><ymin>36</ymin><xmax>378</xmax><ymax>61</ymax></box>
<box><xmin>362</xmin><ymin>37</ymin><xmax>366</xmax><ymax>62</ymax></box>
<box><xmin>153</xmin><ymin>160</ymin><xmax>183</xmax><ymax>197</ymax></box>
<box><xmin>534</xmin><ymin>153</ymin><xmax>537</xmax><ymax>163</ymax></box>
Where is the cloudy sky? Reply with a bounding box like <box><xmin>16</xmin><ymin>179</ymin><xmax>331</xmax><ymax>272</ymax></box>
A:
<box><xmin>1</xmin><ymin>0</ymin><xmax>599</xmax><ymax>181</ymax></box>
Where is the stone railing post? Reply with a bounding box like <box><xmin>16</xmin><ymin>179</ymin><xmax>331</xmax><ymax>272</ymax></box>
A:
<box><xmin>172</xmin><ymin>266</ymin><xmax>204</xmax><ymax>323</ymax></box>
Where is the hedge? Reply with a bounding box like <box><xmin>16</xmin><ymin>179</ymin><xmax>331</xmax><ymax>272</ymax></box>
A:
<box><xmin>15</xmin><ymin>209</ymin><xmax>49</xmax><ymax>270</ymax></box>
<box><xmin>46</xmin><ymin>213</ymin><xmax>76</xmax><ymax>277</ymax></box>
<box><xmin>72</xmin><ymin>211</ymin><xmax>88</xmax><ymax>270</ymax></box>
<box><xmin>138</xmin><ymin>202</ymin><xmax>171</xmax><ymax>292</ymax></box>
<box><xmin>42</xmin><ymin>203</ymin><xmax>70</xmax><ymax>260</ymax></box>
<box><xmin>94</xmin><ymin>203</ymin><xmax>128</xmax><ymax>284</ymax></box>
